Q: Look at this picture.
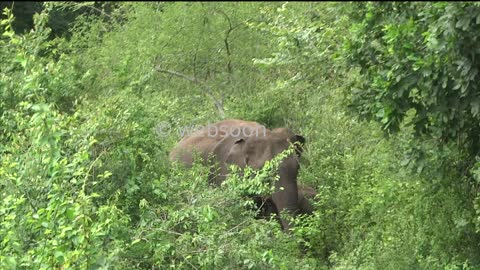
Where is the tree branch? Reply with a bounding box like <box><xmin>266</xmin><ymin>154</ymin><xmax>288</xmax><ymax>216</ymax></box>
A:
<box><xmin>216</xmin><ymin>9</ymin><xmax>245</xmax><ymax>77</ymax></box>
<box><xmin>154</xmin><ymin>67</ymin><xmax>225</xmax><ymax>118</ymax></box>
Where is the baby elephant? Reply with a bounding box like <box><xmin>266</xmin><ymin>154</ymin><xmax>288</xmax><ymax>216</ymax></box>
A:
<box><xmin>257</xmin><ymin>184</ymin><xmax>317</xmax><ymax>221</ymax></box>
<box><xmin>297</xmin><ymin>184</ymin><xmax>317</xmax><ymax>215</ymax></box>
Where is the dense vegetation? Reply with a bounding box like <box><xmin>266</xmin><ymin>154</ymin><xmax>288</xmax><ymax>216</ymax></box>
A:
<box><xmin>1</xmin><ymin>2</ymin><xmax>479</xmax><ymax>269</ymax></box>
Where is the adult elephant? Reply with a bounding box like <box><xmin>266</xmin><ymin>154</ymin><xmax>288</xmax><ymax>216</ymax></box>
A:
<box><xmin>169</xmin><ymin>119</ymin><xmax>305</xmax><ymax>230</ymax></box>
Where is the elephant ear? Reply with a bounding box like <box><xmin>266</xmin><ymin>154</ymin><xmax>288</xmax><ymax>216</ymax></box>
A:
<box><xmin>208</xmin><ymin>135</ymin><xmax>248</xmax><ymax>184</ymax></box>
<box><xmin>223</xmin><ymin>136</ymin><xmax>249</xmax><ymax>167</ymax></box>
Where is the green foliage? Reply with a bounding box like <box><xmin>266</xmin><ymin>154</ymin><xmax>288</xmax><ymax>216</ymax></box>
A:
<box><xmin>0</xmin><ymin>7</ymin><xmax>127</xmax><ymax>268</ymax></box>
<box><xmin>341</xmin><ymin>4</ymin><xmax>480</xmax><ymax>266</ymax></box>
<box><xmin>343</xmin><ymin>2</ymin><xmax>480</xmax><ymax>160</ymax></box>
<box><xmin>116</xmin><ymin>161</ymin><xmax>320</xmax><ymax>269</ymax></box>
<box><xmin>0</xmin><ymin>2</ymin><xmax>44</xmax><ymax>34</ymax></box>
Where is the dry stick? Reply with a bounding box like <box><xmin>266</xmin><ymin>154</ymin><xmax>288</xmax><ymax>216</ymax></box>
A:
<box><xmin>154</xmin><ymin>67</ymin><xmax>225</xmax><ymax>118</ymax></box>
<box><xmin>83</xmin><ymin>4</ymin><xmax>116</xmax><ymax>22</ymax></box>
<box><xmin>160</xmin><ymin>18</ymin><xmax>186</xmax><ymax>51</ymax></box>
<box><xmin>216</xmin><ymin>9</ymin><xmax>244</xmax><ymax>77</ymax></box>
<box><xmin>220</xmin><ymin>11</ymin><xmax>234</xmax><ymax>76</ymax></box>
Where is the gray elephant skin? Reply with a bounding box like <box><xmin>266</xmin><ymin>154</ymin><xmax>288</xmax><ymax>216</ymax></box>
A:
<box><xmin>169</xmin><ymin>119</ymin><xmax>306</xmax><ymax>230</ymax></box>
<box><xmin>258</xmin><ymin>184</ymin><xmax>317</xmax><ymax>221</ymax></box>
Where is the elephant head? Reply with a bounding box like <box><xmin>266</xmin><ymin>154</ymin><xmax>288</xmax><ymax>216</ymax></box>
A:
<box><xmin>169</xmin><ymin>119</ymin><xmax>305</xmax><ymax>231</ymax></box>
<box><xmin>296</xmin><ymin>184</ymin><xmax>317</xmax><ymax>215</ymax></box>
<box><xmin>257</xmin><ymin>184</ymin><xmax>317</xmax><ymax>224</ymax></box>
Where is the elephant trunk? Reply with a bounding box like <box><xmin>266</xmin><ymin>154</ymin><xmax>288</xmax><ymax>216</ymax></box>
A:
<box><xmin>272</xmin><ymin>158</ymin><xmax>300</xmax><ymax>231</ymax></box>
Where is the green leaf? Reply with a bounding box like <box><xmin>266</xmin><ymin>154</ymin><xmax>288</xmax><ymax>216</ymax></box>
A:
<box><xmin>471</xmin><ymin>99</ymin><xmax>480</xmax><ymax>117</ymax></box>
<box><xmin>66</xmin><ymin>208</ymin><xmax>75</xmax><ymax>220</ymax></box>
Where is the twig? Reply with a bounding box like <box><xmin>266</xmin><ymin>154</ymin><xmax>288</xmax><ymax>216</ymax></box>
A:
<box><xmin>82</xmin><ymin>149</ymin><xmax>106</xmax><ymax>194</ymax></box>
<box><xmin>83</xmin><ymin>4</ymin><xmax>116</xmax><ymax>22</ymax></box>
<box><xmin>216</xmin><ymin>9</ymin><xmax>246</xmax><ymax>77</ymax></box>
<box><xmin>154</xmin><ymin>67</ymin><xmax>225</xmax><ymax>118</ymax></box>
<box><xmin>160</xmin><ymin>17</ymin><xmax>186</xmax><ymax>50</ymax></box>
<box><xmin>226</xmin><ymin>220</ymin><xmax>249</xmax><ymax>234</ymax></box>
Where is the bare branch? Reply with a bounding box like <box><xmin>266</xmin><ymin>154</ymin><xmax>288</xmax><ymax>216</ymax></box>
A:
<box><xmin>216</xmin><ymin>9</ymin><xmax>236</xmax><ymax>76</ymax></box>
<box><xmin>84</xmin><ymin>5</ymin><xmax>115</xmax><ymax>21</ymax></box>
<box><xmin>215</xmin><ymin>9</ymin><xmax>251</xmax><ymax>78</ymax></box>
<box><xmin>154</xmin><ymin>67</ymin><xmax>225</xmax><ymax>118</ymax></box>
<box><xmin>155</xmin><ymin>68</ymin><xmax>197</xmax><ymax>83</ymax></box>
